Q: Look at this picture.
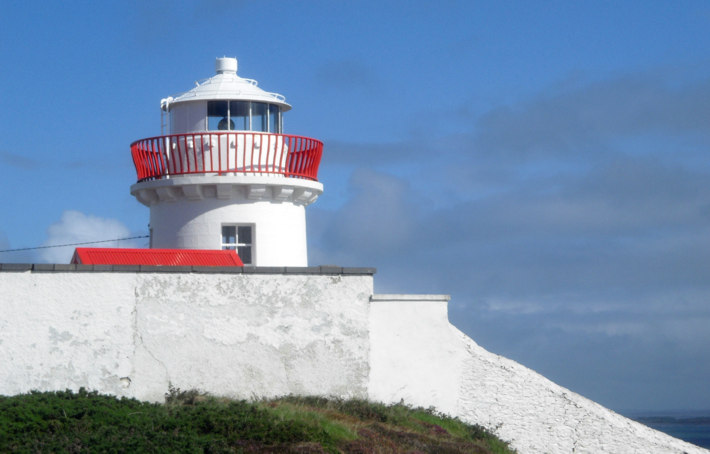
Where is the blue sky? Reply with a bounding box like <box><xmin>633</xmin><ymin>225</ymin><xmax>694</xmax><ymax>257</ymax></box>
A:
<box><xmin>1</xmin><ymin>1</ymin><xmax>709</xmax><ymax>413</ymax></box>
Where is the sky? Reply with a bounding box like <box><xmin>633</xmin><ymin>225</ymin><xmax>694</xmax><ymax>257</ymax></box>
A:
<box><xmin>1</xmin><ymin>0</ymin><xmax>709</xmax><ymax>413</ymax></box>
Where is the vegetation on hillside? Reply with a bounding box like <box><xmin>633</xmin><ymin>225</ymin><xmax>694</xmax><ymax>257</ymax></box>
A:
<box><xmin>0</xmin><ymin>388</ymin><xmax>515</xmax><ymax>453</ymax></box>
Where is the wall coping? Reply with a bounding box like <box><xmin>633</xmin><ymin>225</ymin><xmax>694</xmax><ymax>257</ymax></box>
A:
<box><xmin>371</xmin><ymin>294</ymin><xmax>450</xmax><ymax>302</ymax></box>
<box><xmin>0</xmin><ymin>263</ymin><xmax>376</xmax><ymax>275</ymax></box>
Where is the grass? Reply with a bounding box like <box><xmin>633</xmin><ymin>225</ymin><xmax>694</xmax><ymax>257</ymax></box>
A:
<box><xmin>0</xmin><ymin>388</ymin><xmax>516</xmax><ymax>453</ymax></box>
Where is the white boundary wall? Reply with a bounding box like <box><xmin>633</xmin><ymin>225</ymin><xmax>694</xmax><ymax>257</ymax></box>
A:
<box><xmin>0</xmin><ymin>268</ymin><xmax>372</xmax><ymax>401</ymax></box>
<box><xmin>0</xmin><ymin>267</ymin><xmax>706</xmax><ymax>454</ymax></box>
<box><xmin>367</xmin><ymin>293</ymin><xmax>708</xmax><ymax>454</ymax></box>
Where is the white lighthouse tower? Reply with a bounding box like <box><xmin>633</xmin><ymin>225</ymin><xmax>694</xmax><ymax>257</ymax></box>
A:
<box><xmin>130</xmin><ymin>57</ymin><xmax>323</xmax><ymax>266</ymax></box>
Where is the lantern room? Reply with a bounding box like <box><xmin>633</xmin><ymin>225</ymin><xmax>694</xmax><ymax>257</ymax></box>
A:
<box><xmin>130</xmin><ymin>57</ymin><xmax>323</xmax><ymax>267</ymax></box>
<box><xmin>162</xmin><ymin>57</ymin><xmax>290</xmax><ymax>135</ymax></box>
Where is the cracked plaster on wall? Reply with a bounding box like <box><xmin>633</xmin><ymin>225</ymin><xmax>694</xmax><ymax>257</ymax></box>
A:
<box><xmin>0</xmin><ymin>273</ymin><xmax>136</xmax><ymax>397</ymax></box>
<box><xmin>129</xmin><ymin>273</ymin><xmax>371</xmax><ymax>401</ymax></box>
<box><xmin>453</xmin><ymin>330</ymin><xmax>706</xmax><ymax>453</ymax></box>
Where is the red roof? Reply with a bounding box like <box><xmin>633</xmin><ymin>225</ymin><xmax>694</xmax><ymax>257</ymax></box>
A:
<box><xmin>71</xmin><ymin>248</ymin><xmax>244</xmax><ymax>266</ymax></box>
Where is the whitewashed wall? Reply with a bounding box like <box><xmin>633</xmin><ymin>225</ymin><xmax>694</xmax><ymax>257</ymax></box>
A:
<box><xmin>0</xmin><ymin>266</ymin><xmax>706</xmax><ymax>454</ymax></box>
<box><xmin>0</xmin><ymin>268</ymin><xmax>372</xmax><ymax>402</ymax></box>
<box><xmin>367</xmin><ymin>293</ymin><xmax>708</xmax><ymax>454</ymax></box>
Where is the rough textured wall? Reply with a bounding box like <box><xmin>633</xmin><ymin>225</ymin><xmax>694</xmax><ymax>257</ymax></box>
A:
<box><xmin>1</xmin><ymin>267</ymin><xmax>707</xmax><ymax>453</ymax></box>
<box><xmin>1</xmin><ymin>272</ymin><xmax>138</xmax><ymax>397</ymax></box>
<box><xmin>0</xmin><ymin>268</ymin><xmax>372</xmax><ymax>403</ymax></box>
<box><xmin>455</xmin><ymin>331</ymin><xmax>709</xmax><ymax>454</ymax></box>
<box><xmin>368</xmin><ymin>292</ymin><xmax>708</xmax><ymax>454</ymax></box>
<box><xmin>131</xmin><ymin>272</ymin><xmax>372</xmax><ymax>401</ymax></box>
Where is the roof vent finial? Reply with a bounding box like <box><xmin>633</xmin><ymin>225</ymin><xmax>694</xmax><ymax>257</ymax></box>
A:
<box><xmin>215</xmin><ymin>57</ymin><xmax>237</xmax><ymax>75</ymax></box>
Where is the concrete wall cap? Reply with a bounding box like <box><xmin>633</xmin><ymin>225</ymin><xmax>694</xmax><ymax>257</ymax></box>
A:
<box><xmin>91</xmin><ymin>265</ymin><xmax>115</xmax><ymax>272</ymax></box>
<box><xmin>139</xmin><ymin>265</ymin><xmax>194</xmax><ymax>273</ymax></box>
<box><xmin>192</xmin><ymin>266</ymin><xmax>244</xmax><ymax>274</ymax></box>
<box><xmin>284</xmin><ymin>266</ymin><xmax>322</xmax><ymax>274</ymax></box>
<box><xmin>0</xmin><ymin>264</ymin><xmax>377</xmax><ymax>276</ymax></box>
<box><xmin>371</xmin><ymin>294</ymin><xmax>451</xmax><ymax>302</ymax></box>
<box><xmin>243</xmin><ymin>266</ymin><xmax>286</xmax><ymax>274</ymax></box>
<box><xmin>318</xmin><ymin>265</ymin><xmax>343</xmax><ymax>274</ymax></box>
<box><xmin>342</xmin><ymin>267</ymin><xmax>377</xmax><ymax>275</ymax></box>
<box><xmin>32</xmin><ymin>264</ymin><xmax>55</xmax><ymax>272</ymax></box>
<box><xmin>0</xmin><ymin>263</ymin><xmax>32</xmax><ymax>272</ymax></box>
<box><xmin>53</xmin><ymin>264</ymin><xmax>77</xmax><ymax>272</ymax></box>
<box><xmin>106</xmin><ymin>265</ymin><xmax>141</xmax><ymax>272</ymax></box>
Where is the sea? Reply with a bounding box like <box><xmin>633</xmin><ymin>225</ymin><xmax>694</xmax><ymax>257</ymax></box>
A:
<box><xmin>623</xmin><ymin>410</ymin><xmax>710</xmax><ymax>450</ymax></box>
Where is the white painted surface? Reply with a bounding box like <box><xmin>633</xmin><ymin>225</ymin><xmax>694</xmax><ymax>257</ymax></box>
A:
<box><xmin>148</xmin><ymin>194</ymin><xmax>306</xmax><ymax>265</ymax></box>
<box><xmin>132</xmin><ymin>175</ymin><xmax>322</xmax><ymax>266</ymax></box>
<box><xmin>0</xmin><ymin>271</ymin><xmax>372</xmax><ymax>402</ymax></box>
<box><xmin>0</xmin><ymin>273</ymin><xmax>137</xmax><ymax>397</ymax></box>
<box><xmin>368</xmin><ymin>293</ymin><xmax>708</xmax><ymax>454</ymax></box>
<box><xmin>368</xmin><ymin>294</ymin><xmax>463</xmax><ymax>416</ymax></box>
<box><xmin>132</xmin><ymin>57</ymin><xmax>321</xmax><ymax>266</ymax></box>
<box><xmin>169</xmin><ymin>57</ymin><xmax>290</xmax><ymax>110</ymax></box>
<box><xmin>452</xmin><ymin>329</ymin><xmax>708</xmax><ymax>454</ymax></box>
<box><xmin>0</xmin><ymin>271</ymin><xmax>706</xmax><ymax>453</ymax></box>
<box><xmin>169</xmin><ymin>101</ymin><xmax>208</xmax><ymax>132</ymax></box>
<box><xmin>215</xmin><ymin>57</ymin><xmax>237</xmax><ymax>74</ymax></box>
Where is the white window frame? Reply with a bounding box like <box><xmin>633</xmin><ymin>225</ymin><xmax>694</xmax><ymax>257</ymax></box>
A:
<box><xmin>221</xmin><ymin>224</ymin><xmax>254</xmax><ymax>265</ymax></box>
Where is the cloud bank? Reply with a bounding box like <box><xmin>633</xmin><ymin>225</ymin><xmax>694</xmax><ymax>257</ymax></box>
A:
<box><xmin>38</xmin><ymin>211</ymin><xmax>143</xmax><ymax>264</ymax></box>
<box><xmin>308</xmin><ymin>68</ymin><xmax>710</xmax><ymax>410</ymax></box>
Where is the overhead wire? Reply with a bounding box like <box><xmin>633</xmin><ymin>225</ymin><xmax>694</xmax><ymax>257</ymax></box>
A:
<box><xmin>0</xmin><ymin>235</ymin><xmax>149</xmax><ymax>253</ymax></box>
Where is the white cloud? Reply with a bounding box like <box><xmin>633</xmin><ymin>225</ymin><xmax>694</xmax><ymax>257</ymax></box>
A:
<box><xmin>38</xmin><ymin>211</ymin><xmax>141</xmax><ymax>264</ymax></box>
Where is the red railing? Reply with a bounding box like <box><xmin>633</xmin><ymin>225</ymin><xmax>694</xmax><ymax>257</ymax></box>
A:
<box><xmin>131</xmin><ymin>132</ymin><xmax>323</xmax><ymax>182</ymax></box>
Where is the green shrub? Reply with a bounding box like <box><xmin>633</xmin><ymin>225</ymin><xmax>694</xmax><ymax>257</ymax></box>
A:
<box><xmin>0</xmin><ymin>389</ymin><xmax>515</xmax><ymax>453</ymax></box>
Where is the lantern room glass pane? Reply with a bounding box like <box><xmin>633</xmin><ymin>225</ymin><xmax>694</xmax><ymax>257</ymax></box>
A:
<box><xmin>230</xmin><ymin>101</ymin><xmax>249</xmax><ymax>130</ymax></box>
<box><xmin>208</xmin><ymin>101</ymin><xmax>230</xmax><ymax>130</ymax></box>
<box><xmin>268</xmin><ymin>105</ymin><xmax>279</xmax><ymax>133</ymax></box>
<box><xmin>252</xmin><ymin>102</ymin><xmax>268</xmax><ymax>132</ymax></box>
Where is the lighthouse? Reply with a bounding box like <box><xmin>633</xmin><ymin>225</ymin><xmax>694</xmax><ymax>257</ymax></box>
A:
<box><xmin>129</xmin><ymin>57</ymin><xmax>323</xmax><ymax>266</ymax></box>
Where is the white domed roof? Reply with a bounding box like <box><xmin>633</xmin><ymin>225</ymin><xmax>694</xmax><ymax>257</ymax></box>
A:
<box><xmin>165</xmin><ymin>57</ymin><xmax>291</xmax><ymax>112</ymax></box>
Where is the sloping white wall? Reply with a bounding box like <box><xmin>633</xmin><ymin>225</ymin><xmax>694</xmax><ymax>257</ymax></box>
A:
<box><xmin>0</xmin><ymin>267</ymin><xmax>706</xmax><ymax>454</ymax></box>
<box><xmin>454</xmin><ymin>331</ymin><xmax>704</xmax><ymax>454</ymax></box>
<box><xmin>367</xmin><ymin>293</ymin><xmax>708</xmax><ymax>454</ymax></box>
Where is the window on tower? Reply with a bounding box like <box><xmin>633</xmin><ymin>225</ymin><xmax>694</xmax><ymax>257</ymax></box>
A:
<box><xmin>269</xmin><ymin>104</ymin><xmax>280</xmax><ymax>133</ymax></box>
<box><xmin>229</xmin><ymin>101</ymin><xmax>249</xmax><ymax>130</ymax></box>
<box><xmin>208</xmin><ymin>101</ymin><xmax>229</xmax><ymax>130</ymax></box>
<box><xmin>252</xmin><ymin>102</ymin><xmax>268</xmax><ymax>132</ymax></box>
<box><xmin>207</xmin><ymin>101</ymin><xmax>281</xmax><ymax>133</ymax></box>
<box><xmin>221</xmin><ymin>224</ymin><xmax>253</xmax><ymax>265</ymax></box>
